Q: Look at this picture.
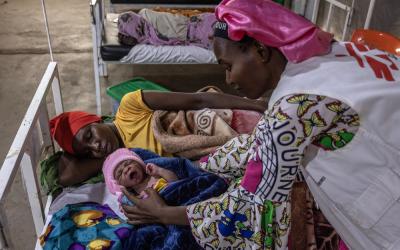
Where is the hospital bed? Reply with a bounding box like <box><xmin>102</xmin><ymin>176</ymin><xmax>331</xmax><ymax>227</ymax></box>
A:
<box><xmin>1</xmin><ymin>0</ymin><xmax>397</xmax><ymax>248</ymax></box>
<box><xmin>90</xmin><ymin>0</ymin><xmax>222</xmax><ymax>115</ymax></box>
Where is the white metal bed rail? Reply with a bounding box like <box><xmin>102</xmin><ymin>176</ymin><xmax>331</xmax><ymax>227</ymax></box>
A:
<box><xmin>91</xmin><ymin>0</ymin><xmax>105</xmax><ymax>116</ymax></box>
<box><xmin>0</xmin><ymin>62</ymin><xmax>63</xmax><ymax>249</ymax></box>
<box><xmin>311</xmin><ymin>0</ymin><xmax>354</xmax><ymax>41</ymax></box>
<box><xmin>311</xmin><ymin>0</ymin><xmax>376</xmax><ymax>41</ymax></box>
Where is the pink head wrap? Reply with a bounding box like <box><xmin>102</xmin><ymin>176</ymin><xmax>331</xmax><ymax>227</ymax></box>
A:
<box><xmin>215</xmin><ymin>0</ymin><xmax>333</xmax><ymax>63</ymax></box>
<box><xmin>103</xmin><ymin>148</ymin><xmax>146</xmax><ymax>195</ymax></box>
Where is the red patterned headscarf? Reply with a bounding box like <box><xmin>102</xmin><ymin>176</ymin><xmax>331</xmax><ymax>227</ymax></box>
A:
<box><xmin>215</xmin><ymin>0</ymin><xmax>333</xmax><ymax>63</ymax></box>
<box><xmin>49</xmin><ymin>111</ymin><xmax>101</xmax><ymax>155</ymax></box>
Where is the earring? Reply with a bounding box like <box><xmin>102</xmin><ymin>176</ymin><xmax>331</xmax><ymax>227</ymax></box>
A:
<box><xmin>255</xmin><ymin>42</ymin><xmax>271</xmax><ymax>64</ymax></box>
<box><xmin>255</xmin><ymin>43</ymin><xmax>264</xmax><ymax>54</ymax></box>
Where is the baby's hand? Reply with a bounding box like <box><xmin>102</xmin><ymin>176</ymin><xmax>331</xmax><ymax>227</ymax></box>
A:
<box><xmin>146</xmin><ymin>163</ymin><xmax>178</xmax><ymax>182</ymax></box>
<box><xmin>145</xmin><ymin>163</ymin><xmax>162</xmax><ymax>178</ymax></box>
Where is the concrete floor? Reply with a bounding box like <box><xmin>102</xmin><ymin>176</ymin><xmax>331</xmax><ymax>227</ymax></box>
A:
<box><xmin>0</xmin><ymin>0</ymin><xmax>227</xmax><ymax>249</ymax></box>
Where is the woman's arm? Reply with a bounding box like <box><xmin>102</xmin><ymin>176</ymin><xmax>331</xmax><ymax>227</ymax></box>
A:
<box><xmin>57</xmin><ymin>153</ymin><xmax>104</xmax><ymax>186</ymax></box>
<box><xmin>142</xmin><ymin>91</ymin><xmax>267</xmax><ymax>113</ymax></box>
<box><xmin>198</xmin><ymin>133</ymin><xmax>255</xmax><ymax>183</ymax></box>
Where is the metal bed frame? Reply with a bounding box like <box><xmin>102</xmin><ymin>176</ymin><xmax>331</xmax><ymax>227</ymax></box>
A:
<box><xmin>90</xmin><ymin>0</ymin><xmax>219</xmax><ymax>115</ymax></box>
<box><xmin>310</xmin><ymin>0</ymin><xmax>376</xmax><ymax>40</ymax></box>
<box><xmin>0</xmin><ymin>63</ymin><xmax>63</xmax><ymax>249</ymax></box>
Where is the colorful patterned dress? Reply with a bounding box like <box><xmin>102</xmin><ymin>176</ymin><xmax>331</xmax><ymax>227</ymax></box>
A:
<box><xmin>187</xmin><ymin>94</ymin><xmax>360</xmax><ymax>249</ymax></box>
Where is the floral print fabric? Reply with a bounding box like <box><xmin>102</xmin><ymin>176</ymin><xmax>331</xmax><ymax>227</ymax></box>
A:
<box><xmin>187</xmin><ymin>94</ymin><xmax>360</xmax><ymax>249</ymax></box>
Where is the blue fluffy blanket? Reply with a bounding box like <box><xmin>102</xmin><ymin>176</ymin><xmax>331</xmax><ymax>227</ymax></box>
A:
<box><xmin>122</xmin><ymin>148</ymin><xmax>228</xmax><ymax>250</ymax></box>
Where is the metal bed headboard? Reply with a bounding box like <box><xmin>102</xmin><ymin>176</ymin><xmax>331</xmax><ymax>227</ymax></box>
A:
<box><xmin>310</xmin><ymin>0</ymin><xmax>376</xmax><ymax>41</ymax></box>
<box><xmin>0</xmin><ymin>62</ymin><xmax>63</xmax><ymax>249</ymax></box>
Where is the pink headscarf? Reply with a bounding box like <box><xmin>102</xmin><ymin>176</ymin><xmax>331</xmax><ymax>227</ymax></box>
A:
<box><xmin>215</xmin><ymin>0</ymin><xmax>333</xmax><ymax>63</ymax></box>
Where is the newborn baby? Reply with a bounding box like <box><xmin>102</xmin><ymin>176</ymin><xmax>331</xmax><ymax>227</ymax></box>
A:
<box><xmin>103</xmin><ymin>148</ymin><xmax>178</xmax><ymax>206</ymax></box>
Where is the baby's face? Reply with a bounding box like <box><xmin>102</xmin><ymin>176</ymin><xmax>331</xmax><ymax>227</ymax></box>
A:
<box><xmin>114</xmin><ymin>159</ymin><xmax>145</xmax><ymax>188</ymax></box>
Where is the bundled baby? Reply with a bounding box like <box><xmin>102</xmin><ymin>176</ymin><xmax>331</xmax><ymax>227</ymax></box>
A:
<box><xmin>103</xmin><ymin>148</ymin><xmax>178</xmax><ymax>206</ymax></box>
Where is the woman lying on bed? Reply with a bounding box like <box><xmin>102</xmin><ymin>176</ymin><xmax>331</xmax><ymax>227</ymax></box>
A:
<box><xmin>117</xmin><ymin>9</ymin><xmax>216</xmax><ymax>50</ymax></box>
<box><xmin>49</xmin><ymin>90</ymin><xmax>266</xmax><ymax>187</ymax></box>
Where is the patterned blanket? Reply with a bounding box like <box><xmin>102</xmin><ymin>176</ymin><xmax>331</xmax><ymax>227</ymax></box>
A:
<box><xmin>152</xmin><ymin>108</ymin><xmax>237</xmax><ymax>159</ymax></box>
<box><xmin>152</xmin><ymin>86</ymin><xmax>262</xmax><ymax>160</ymax></box>
<box><xmin>40</xmin><ymin>202</ymin><xmax>132</xmax><ymax>250</ymax></box>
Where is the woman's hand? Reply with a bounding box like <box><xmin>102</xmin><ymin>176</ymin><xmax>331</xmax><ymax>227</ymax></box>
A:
<box><xmin>122</xmin><ymin>188</ymin><xmax>190</xmax><ymax>226</ymax></box>
<box><xmin>122</xmin><ymin>187</ymin><xmax>166</xmax><ymax>224</ymax></box>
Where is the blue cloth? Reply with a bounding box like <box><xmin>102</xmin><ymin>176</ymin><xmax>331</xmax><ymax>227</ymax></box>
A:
<box><xmin>40</xmin><ymin>202</ymin><xmax>133</xmax><ymax>250</ymax></box>
<box><xmin>122</xmin><ymin>148</ymin><xmax>228</xmax><ymax>250</ymax></box>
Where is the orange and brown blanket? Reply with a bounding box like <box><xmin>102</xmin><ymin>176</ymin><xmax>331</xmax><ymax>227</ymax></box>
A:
<box><xmin>151</xmin><ymin>87</ymin><xmax>262</xmax><ymax>159</ymax></box>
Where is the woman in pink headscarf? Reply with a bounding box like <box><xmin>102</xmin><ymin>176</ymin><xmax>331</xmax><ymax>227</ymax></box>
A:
<box><xmin>122</xmin><ymin>0</ymin><xmax>400</xmax><ymax>249</ymax></box>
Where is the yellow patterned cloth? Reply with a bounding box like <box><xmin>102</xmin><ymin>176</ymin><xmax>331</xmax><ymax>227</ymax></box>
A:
<box><xmin>153</xmin><ymin>178</ymin><xmax>168</xmax><ymax>192</ymax></box>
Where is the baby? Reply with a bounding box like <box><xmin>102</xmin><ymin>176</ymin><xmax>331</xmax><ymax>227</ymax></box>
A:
<box><xmin>103</xmin><ymin>148</ymin><xmax>178</xmax><ymax>206</ymax></box>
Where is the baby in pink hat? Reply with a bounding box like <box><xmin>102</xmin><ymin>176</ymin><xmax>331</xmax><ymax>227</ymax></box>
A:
<box><xmin>103</xmin><ymin>148</ymin><xmax>178</xmax><ymax>205</ymax></box>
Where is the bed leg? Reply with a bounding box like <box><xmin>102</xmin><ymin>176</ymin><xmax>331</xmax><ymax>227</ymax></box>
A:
<box><xmin>99</xmin><ymin>60</ymin><xmax>108</xmax><ymax>78</ymax></box>
<box><xmin>102</xmin><ymin>62</ymin><xmax>108</xmax><ymax>78</ymax></box>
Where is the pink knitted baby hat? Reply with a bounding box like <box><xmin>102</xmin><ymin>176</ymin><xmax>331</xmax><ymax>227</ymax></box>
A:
<box><xmin>103</xmin><ymin>148</ymin><xmax>146</xmax><ymax>195</ymax></box>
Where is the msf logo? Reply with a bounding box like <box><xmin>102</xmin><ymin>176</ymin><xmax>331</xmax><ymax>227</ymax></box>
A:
<box><xmin>337</xmin><ymin>43</ymin><xmax>399</xmax><ymax>82</ymax></box>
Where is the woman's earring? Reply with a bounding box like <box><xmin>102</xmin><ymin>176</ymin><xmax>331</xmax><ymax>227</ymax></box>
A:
<box><xmin>256</xmin><ymin>43</ymin><xmax>271</xmax><ymax>64</ymax></box>
<box><xmin>264</xmin><ymin>47</ymin><xmax>272</xmax><ymax>64</ymax></box>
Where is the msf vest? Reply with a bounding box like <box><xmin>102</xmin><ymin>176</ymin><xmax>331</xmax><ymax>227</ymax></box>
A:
<box><xmin>269</xmin><ymin>42</ymin><xmax>400</xmax><ymax>249</ymax></box>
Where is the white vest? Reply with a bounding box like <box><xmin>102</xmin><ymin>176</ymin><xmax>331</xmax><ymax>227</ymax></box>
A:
<box><xmin>269</xmin><ymin>42</ymin><xmax>400</xmax><ymax>250</ymax></box>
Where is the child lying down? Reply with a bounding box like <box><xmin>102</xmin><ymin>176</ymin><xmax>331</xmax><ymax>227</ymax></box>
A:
<box><xmin>40</xmin><ymin>148</ymin><xmax>228</xmax><ymax>250</ymax></box>
<box><xmin>103</xmin><ymin>148</ymin><xmax>179</xmax><ymax>207</ymax></box>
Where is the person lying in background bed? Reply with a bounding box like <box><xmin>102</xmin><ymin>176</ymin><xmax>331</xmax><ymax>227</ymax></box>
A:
<box><xmin>49</xmin><ymin>90</ymin><xmax>265</xmax><ymax>188</ymax></box>
<box><xmin>117</xmin><ymin>10</ymin><xmax>216</xmax><ymax>50</ymax></box>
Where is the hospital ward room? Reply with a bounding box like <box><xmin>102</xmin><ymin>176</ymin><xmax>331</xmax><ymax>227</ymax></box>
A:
<box><xmin>0</xmin><ymin>0</ymin><xmax>400</xmax><ymax>249</ymax></box>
